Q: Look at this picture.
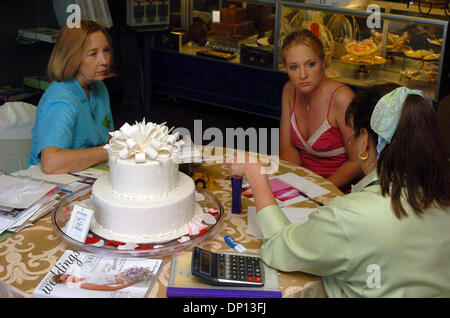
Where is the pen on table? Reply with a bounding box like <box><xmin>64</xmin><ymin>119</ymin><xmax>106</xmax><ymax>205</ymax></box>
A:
<box><xmin>298</xmin><ymin>191</ymin><xmax>324</xmax><ymax>206</ymax></box>
<box><xmin>224</xmin><ymin>235</ymin><xmax>247</xmax><ymax>253</ymax></box>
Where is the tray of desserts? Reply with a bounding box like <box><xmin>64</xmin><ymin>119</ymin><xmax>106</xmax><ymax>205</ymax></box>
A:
<box><xmin>400</xmin><ymin>68</ymin><xmax>438</xmax><ymax>82</ymax></box>
<box><xmin>52</xmin><ymin>186</ymin><xmax>225</xmax><ymax>257</ymax></box>
<box><xmin>196</xmin><ymin>49</ymin><xmax>236</xmax><ymax>60</ymax></box>
<box><xmin>404</xmin><ymin>49</ymin><xmax>440</xmax><ymax>61</ymax></box>
<box><xmin>427</xmin><ymin>38</ymin><xmax>443</xmax><ymax>46</ymax></box>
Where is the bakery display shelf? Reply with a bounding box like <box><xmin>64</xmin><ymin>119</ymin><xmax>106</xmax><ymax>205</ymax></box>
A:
<box><xmin>276</xmin><ymin>0</ymin><xmax>447</xmax><ymax>101</ymax></box>
<box><xmin>147</xmin><ymin>0</ymin><xmax>446</xmax><ymax>118</ymax></box>
<box><xmin>52</xmin><ymin>186</ymin><xmax>225</xmax><ymax>258</ymax></box>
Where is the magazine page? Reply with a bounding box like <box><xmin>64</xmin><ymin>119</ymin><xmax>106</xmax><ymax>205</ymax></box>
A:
<box><xmin>34</xmin><ymin>250</ymin><xmax>162</xmax><ymax>298</ymax></box>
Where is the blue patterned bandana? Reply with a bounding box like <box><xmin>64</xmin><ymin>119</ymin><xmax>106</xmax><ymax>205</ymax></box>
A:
<box><xmin>370</xmin><ymin>86</ymin><xmax>432</xmax><ymax>157</ymax></box>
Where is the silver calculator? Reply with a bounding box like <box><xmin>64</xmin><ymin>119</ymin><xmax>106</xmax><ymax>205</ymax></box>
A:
<box><xmin>191</xmin><ymin>246</ymin><xmax>264</xmax><ymax>287</ymax></box>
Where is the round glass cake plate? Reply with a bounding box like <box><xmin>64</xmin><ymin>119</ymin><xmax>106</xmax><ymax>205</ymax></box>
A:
<box><xmin>340</xmin><ymin>54</ymin><xmax>387</xmax><ymax>78</ymax></box>
<box><xmin>52</xmin><ymin>186</ymin><xmax>224</xmax><ymax>258</ymax></box>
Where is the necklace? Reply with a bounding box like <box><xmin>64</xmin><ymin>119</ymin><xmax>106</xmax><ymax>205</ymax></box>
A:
<box><xmin>303</xmin><ymin>79</ymin><xmax>326</xmax><ymax>112</ymax></box>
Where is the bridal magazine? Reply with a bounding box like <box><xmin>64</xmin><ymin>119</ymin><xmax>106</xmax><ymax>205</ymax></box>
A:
<box><xmin>33</xmin><ymin>250</ymin><xmax>162</xmax><ymax>298</ymax></box>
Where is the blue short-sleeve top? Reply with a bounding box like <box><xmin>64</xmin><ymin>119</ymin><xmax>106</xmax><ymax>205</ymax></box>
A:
<box><xmin>28</xmin><ymin>77</ymin><xmax>114</xmax><ymax>166</ymax></box>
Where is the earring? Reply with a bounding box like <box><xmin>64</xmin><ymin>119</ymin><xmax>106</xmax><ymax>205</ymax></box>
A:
<box><xmin>359</xmin><ymin>151</ymin><xmax>369</xmax><ymax>160</ymax></box>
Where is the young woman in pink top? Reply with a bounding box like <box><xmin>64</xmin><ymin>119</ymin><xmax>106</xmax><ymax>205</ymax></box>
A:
<box><xmin>279</xmin><ymin>30</ymin><xmax>361</xmax><ymax>191</ymax></box>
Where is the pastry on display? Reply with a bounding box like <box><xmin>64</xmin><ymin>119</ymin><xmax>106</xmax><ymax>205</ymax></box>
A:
<box><xmin>428</xmin><ymin>38</ymin><xmax>443</xmax><ymax>46</ymax></box>
<box><xmin>246</xmin><ymin>3</ymin><xmax>274</xmax><ymax>33</ymax></box>
<box><xmin>404</xmin><ymin>49</ymin><xmax>436</xmax><ymax>59</ymax></box>
<box><xmin>345</xmin><ymin>39</ymin><xmax>379</xmax><ymax>56</ymax></box>
<box><xmin>423</xmin><ymin>53</ymin><xmax>441</xmax><ymax>60</ymax></box>
<box><xmin>210</xmin><ymin>21</ymin><xmax>255</xmax><ymax>39</ymax></box>
<box><xmin>371</xmin><ymin>30</ymin><xmax>410</xmax><ymax>51</ymax></box>
<box><xmin>90</xmin><ymin>120</ymin><xmax>203</xmax><ymax>243</ymax></box>
<box><xmin>210</xmin><ymin>5</ymin><xmax>255</xmax><ymax>39</ymax></box>
<box><xmin>220</xmin><ymin>5</ymin><xmax>247</xmax><ymax>24</ymax></box>
<box><xmin>340</xmin><ymin>39</ymin><xmax>386</xmax><ymax>65</ymax></box>
<box><xmin>401</xmin><ymin>68</ymin><xmax>438</xmax><ymax>82</ymax></box>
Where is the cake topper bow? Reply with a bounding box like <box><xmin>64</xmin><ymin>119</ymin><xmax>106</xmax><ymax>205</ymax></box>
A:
<box><xmin>104</xmin><ymin>119</ymin><xmax>184</xmax><ymax>163</ymax></box>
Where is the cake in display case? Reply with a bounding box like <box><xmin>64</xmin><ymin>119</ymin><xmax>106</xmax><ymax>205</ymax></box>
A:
<box><xmin>210</xmin><ymin>5</ymin><xmax>256</xmax><ymax>39</ymax></box>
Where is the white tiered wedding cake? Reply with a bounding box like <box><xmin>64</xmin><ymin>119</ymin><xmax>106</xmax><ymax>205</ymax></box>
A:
<box><xmin>90</xmin><ymin>120</ymin><xmax>203</xmax><ymax>243</ymax></box>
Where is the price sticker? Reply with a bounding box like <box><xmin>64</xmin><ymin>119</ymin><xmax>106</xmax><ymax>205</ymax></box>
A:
<box><xmin>66</xmin><ymin>205</ymin><xmax>94</xmax><ymax>243</ymax></box>
<box><xmin>212</xmin><ymin>10</ymin><xmax>220</xmax><ymax>23</ymax></box>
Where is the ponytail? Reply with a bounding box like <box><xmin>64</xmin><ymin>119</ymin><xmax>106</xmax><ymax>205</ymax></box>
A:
<box><xmin>377</xmin><ymin>94</ymin><xmax>450</xmax><ymax>218</ymax></box>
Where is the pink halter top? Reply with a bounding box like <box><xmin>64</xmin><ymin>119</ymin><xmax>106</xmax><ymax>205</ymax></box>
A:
<box><xmin>290</xmin><ymin>84</ymin><xmax>348</xmax><ymax>179</ymax></box>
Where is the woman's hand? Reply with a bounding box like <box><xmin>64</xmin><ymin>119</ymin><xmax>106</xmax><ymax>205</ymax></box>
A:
<box><xmin>228</xmin><ymin>151</ymin><xmax>262</xmax><ymax>178</ymax></box>
<box><xmin>228</xmin><ymin>152</ymin><xmax>277</xmax><ymax>213</ymax></box>
<box><xmin>229</xmin><ymin>160</ymin><xmax>262</xmax><ymax>180</ymax></box>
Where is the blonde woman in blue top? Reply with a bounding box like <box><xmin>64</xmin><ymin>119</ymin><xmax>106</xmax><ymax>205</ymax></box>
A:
<box><xmin>230</xmin><ymin>84</ymin><xmax>450</xmax><ymax>297</ymax></box>
<box><xmin>29</xmin><ymin>20</ymin><xmax>114</xmax><ymax>174</ymax></box>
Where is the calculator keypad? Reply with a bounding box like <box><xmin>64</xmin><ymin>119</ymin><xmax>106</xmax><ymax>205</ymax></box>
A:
<box><xmin>217</xmin><ymin>254</ymin><xmax>263</xmax><ymax>285</ymax></box>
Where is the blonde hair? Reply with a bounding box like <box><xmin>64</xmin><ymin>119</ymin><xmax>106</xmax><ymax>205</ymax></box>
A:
<box><xmin>281</xmin><ymin>30</ymin><xmax>325</xmax><ymax>65</ymax></box>
<box><xmin>48</xmin><ymin>20</ymin><xmax>113</xmax><ymax>82</ymax></box>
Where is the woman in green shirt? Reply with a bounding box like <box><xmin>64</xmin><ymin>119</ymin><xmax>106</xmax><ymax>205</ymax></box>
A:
<box><xmin>231</xmin><ymin>84</ymin><xmax>450</xmax><ymax>297</ymax></box>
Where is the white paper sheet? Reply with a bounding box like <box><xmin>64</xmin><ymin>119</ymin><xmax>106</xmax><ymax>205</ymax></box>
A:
<box><xmin>12</xmin><ymin>164</ymin><xmax>81</xmax><ymax>185</ymax></box>
<box><xmin>247</xmin><ymin>206</ymin><xmax>317</xmax><ymax>239</ymax></box>
<box><xmin>0</xmin><ymin>175</ymin><xmax>56</xmax><ymax>209</ymax></box>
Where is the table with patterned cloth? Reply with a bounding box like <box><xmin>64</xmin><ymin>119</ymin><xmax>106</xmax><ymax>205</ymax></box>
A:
<box><xmin>0</xmin><ymin>158</ymin><xmax>343</xmax><ymax>298</ymax></box>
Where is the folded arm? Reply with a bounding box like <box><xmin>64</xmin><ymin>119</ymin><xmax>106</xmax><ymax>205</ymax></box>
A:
<box><xmin>40</xmin><ymin>145</ymin><xmax>108</xmax><ymax>174</ymax></box>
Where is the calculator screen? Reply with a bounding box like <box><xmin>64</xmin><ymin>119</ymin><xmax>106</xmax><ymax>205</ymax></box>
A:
<box><xmin>200</xmin><ymin>251</ymin><xmax>211</xmax><ymax>275</ymax></box>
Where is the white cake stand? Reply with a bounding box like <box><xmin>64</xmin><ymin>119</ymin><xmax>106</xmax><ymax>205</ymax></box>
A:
<box><xmin>52</xmin><ymin>186</ymin><xmax>224</xmax><ymax>257</ymax></box>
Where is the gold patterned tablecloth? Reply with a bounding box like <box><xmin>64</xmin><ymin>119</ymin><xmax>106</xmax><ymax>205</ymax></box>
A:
<box><xmin>0</xmin><ymin>159</ymin><xmax>343</xmax><ymax>298</ymax></box>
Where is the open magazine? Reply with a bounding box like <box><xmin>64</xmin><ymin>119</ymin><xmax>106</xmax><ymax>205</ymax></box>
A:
<box><xmin>33</xmin><ymin>250</ymin><xmax>162</xmax><ymax>298</ymax></box>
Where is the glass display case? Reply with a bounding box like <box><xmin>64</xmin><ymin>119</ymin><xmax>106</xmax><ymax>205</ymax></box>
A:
<box><xmin>278</xmin><ymin>1</ymin><xmax>448</xmax><ymax>102</ymax></box>
<box><xmin>167</xmin><ymin>0</ymin><xmax>277</xmax><ymax>68</ymax></box>
<box><xmin>162</xmin><ymin>0</ymin><xmax>448</xmax><ymax>102</ymax></box>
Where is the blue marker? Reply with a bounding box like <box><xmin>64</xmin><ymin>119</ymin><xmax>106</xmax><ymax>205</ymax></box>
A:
<box><xmin>224</xmin><ymin>236</ymin><xmax>247</xmax><ymax>253</ymax></box>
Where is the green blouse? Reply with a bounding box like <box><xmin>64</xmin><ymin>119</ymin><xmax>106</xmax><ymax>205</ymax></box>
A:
<box><xmin>256</xmin><ymin>169</ymin><xmax>450</xmax><ymax>297</ymax></box>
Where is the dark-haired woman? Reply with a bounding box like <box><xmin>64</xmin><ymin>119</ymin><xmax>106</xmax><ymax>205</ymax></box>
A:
<box><xmin>230</xmin><ymin>84</ymin><xmax>450</xmax><ymax>297</ymax></box>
